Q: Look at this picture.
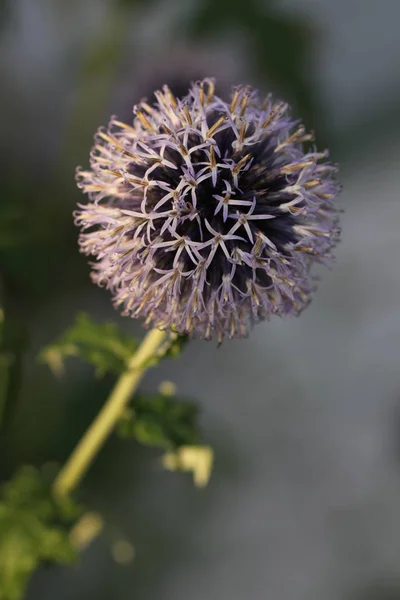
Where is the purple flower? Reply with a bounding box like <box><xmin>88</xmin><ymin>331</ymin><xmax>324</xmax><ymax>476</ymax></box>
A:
<box><xmin>75</xmin><ymin>79</ymin><xmax>341</xmax><ymax>341</ymax></box>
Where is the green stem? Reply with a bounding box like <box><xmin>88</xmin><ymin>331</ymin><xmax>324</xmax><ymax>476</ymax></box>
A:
<box><xmin>53</xmin><ymin>327</ymin><xmax>167</xmax><ymax>498</ymax></box>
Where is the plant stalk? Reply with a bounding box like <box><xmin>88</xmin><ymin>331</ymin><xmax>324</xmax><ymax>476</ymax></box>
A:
<box><xmin>53</xmin><ymin>327</ymin><xmax>167</xmax><ymax>498</ymax></box>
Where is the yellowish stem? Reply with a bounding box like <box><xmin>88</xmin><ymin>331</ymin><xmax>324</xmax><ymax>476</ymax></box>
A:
<box><xmin>53</xmin><ymin>328</ymin><xmax>167</xmax><ymax>498</ymax></box>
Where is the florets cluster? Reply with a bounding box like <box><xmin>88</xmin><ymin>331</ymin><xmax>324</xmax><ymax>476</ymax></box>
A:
<box><xmin>75</xmin><ymin>79</ymin><xmax>341</xmax><ymax>341</ymax></box>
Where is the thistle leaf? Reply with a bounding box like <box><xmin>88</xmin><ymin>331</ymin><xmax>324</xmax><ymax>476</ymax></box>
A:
<box><xmin>118</xmin><ymin>392</ymin><xmax>200</xmax><ymax>449</ymax></box>
<box><xmin>39</xmin><ymin>313</ymin><xmax>139</xmax><ymax>377</ymax></box>
<box><xmin>0</xmin><ymin>467</ymin><xmax>81</xmax><ymax>600</ymax></box>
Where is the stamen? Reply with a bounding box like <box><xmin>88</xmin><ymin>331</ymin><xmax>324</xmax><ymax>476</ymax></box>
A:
<box><xmin>163</xmin><ymin>85</ymin><xmax>178</xmax><ymax>108</ymax></box>
<box><xmin>205</xmin><ymin>79</ymin><xmax>215</xmax><ymax>102</ymax></box>
<box><xmin>134</xmin><ymin>110</ymin><xmax>153</xmax><ymax>131</ymax></box>
<box><xmin>232</xmin><ymin>153</ymin><xmax>251</xmax><ymax>174</ymax></box>
<box><xmin>183</xmin><ymin>106</ymin><xmax>192</xmax><ymax>125</ymax></box>
<box><xmin>140</xmin><ymin>102</ymin><xmax>154</xmax><ymax>115</ymax></box>
<box><xmin>239</xmin><ymin>93</ymin><xmax>249</xmax><ymax>117</ymax></box>
<box><xmin>280</xmin><ymin>160</ymin><xmax>314</xmax><ymax>174</ymax></box>
<box><xmin>199</xmin><ymin>82</ymin><xmax>205</xmax><ymax>106</ymax></box>
<box><xmin>239</xmin><ymin>121</ymin><xmax>247</xmax><ymax>143</ymax></box>
<box><xmin>230</xmin><ymin>89</ymin><xmax>239</xmax><ymax>113</ymax></box>
<box><xmin>207</xmin><ymin>116</ymin><xmax>226</xmax><ymax>138</ymax></box>
<box><xmin>112</xmin><ymin>120</ymin><xmax>136</xmax><ymax>131</ymax></box>
<box><xmin>209</xmin><ymin>145</ymin><xmax>216</xmax><ymax>168</ymax></box>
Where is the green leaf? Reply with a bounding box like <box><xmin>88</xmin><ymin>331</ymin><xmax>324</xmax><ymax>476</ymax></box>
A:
<box><xmin>39</xmin><ymin>313</ymin><xmax>139</xmax><ymax>377</ymax></box>
<box><xmin>0</xmin><ymin>466</ymin><xmax>81</xmax><ymax>600</ymax></box>
<box><xmin>118</xmin><ymin>392</ymin><xmax>201</xmax><ymax>449</ymax></box>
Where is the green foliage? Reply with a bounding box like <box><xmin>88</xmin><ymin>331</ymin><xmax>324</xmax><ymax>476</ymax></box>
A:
<box><xmin>39</xmin><ymin>315</ymin><xmax>189</xmax><ymax>381</ymax></box>
<box><xmin>0</xmin><ymin>466</ymin><xmax>81</xmax><ymax>600</ymax></box>
<box><xmin>118</xmin><ymin>392</ymin><xmax>201</xmax><ymax>449</ymax></box>
<box><xmin>39</xmin><ymin>313</ymin><xmax>139</xmax><ymax>377</ymax></box>
<box><xmin>0</xmin><ymin>309</ymin><xmax>14</xmax><ymax>427</ymax></box>
<box><xmin>118</xmin><ymin>389</ymin><xmax>214</xmax><ymax>487</ymax></box>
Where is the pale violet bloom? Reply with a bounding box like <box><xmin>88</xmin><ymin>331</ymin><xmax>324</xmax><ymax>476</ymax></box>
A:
<box><xmin>75</xmin><ymin>79</ymin><xmax>341</xmax><ymax>341</ymax></box>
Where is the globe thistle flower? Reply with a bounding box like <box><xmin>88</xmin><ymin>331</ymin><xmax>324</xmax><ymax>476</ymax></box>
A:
<box><xmin>75</xmin><ymin>79</ymin><xmax>341</xmax><ymax>342</ymax></box>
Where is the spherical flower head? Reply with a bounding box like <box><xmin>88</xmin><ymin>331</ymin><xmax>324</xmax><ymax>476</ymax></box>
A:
<box><xmin>75</xmin><ymin>79</ymin><xmax>341</xmax><ymax>341</ymax></box>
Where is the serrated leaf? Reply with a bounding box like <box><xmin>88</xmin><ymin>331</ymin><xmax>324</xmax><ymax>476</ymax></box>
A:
<box><xmin>162</xmin><ymin>446</ymin><xmax>214</xmax><ymax>488</ymax></box>
<box><xmin>118</xmin><ymin>392</ymin><xmax>200</xmax><ymax>449</ymax></box>
<box><xmin>0</xmin><ymin>467</ymin><xmax>81</xmax><ymax>600</ymax></box>
<box><xmin>39</xmin><ymin>313</ymin><xmax>139</xmax><ymax>377</ymax></box>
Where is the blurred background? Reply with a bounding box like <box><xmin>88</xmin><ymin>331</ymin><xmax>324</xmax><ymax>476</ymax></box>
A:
<box><xmin>2</xmin><ymin>0</ymin><xmax>400</xmax><ymax>598</ymax></box>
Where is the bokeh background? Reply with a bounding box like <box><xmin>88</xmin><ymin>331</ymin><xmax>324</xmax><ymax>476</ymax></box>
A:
<box><xmin>2</xmin><ymin>0</ymin><xmax>400</xmax><ymax>598</ymax></box>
